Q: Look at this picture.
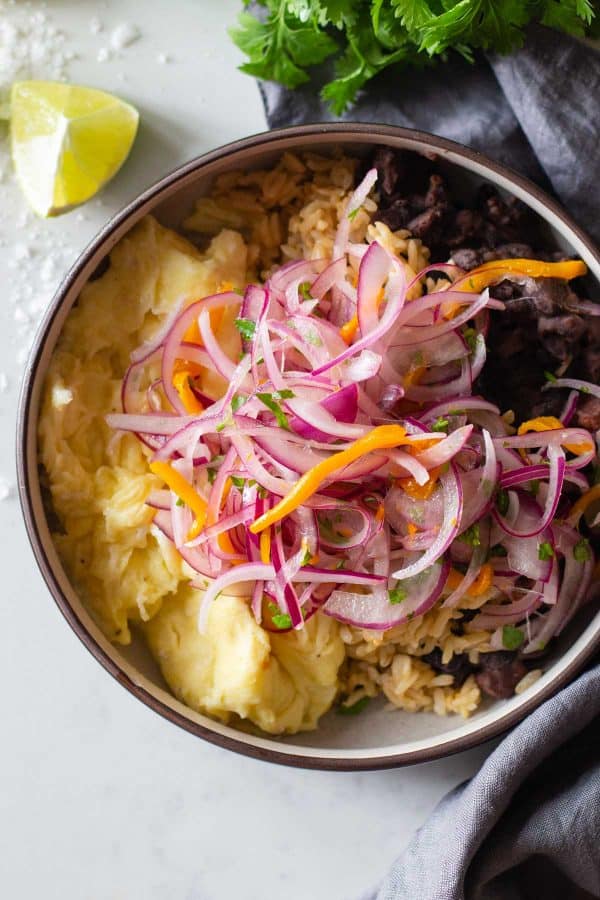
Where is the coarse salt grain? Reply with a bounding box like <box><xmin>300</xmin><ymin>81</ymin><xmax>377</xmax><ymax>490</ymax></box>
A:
<box><xmin>110</xmin><ymin>23</ymin><xmax>140</xmax><ymax>51</ymax></box>
<box><xmin>0</xmin><ymin>373</ymin><xmax>8</xmax><ymax>392</ymax></box>
<box><xmin>0</xmin><ymin>479</ymin><xmax>12</xmax><ymax>501</ymax></box>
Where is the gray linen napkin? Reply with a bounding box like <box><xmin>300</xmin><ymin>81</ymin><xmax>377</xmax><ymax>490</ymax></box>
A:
<box><xmin>255</xmin><ymin>25</ymin><xmax>600</xmax><ymax>899</ymax></box>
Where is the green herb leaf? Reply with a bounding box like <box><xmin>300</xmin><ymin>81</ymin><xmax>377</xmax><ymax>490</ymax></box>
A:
<box><xmin>267</xmin><ymin>601</ymin><xmax>292</xmax><ymax>629</ymax></box>
<box><xmin>544</xmin><ymin>369</ymin><xmax>558</xmax><ymax>383</ymax></box>
<box><xmin>530</xmin><ymin>479</ymin><xmax>540</xmax><ymax>497</ymax></box>
<box><xmin>459</xmin><ymin>523</ymin><xmax>481</xmax><ymax>547</ymax></box>
<box><xmin>388</xmin><ymin>587</ymin><xmax>407</xmax><ymax>605</ymax></box>
<box><xmin>502</xmin><ymin>625</ymin><xmax>524</xmax><ymax>651</ymax></box>
<box><xmin>257</xmin><ymin>485</ymin><xmax>269</xmax><ymax>499</ymax></box>
<box><xmin>257</xmin><ymin>391</ymin><xmax>291</xmax><ymax>430</ymax></box>
<box><xmin>231</xmin><ymin>394</ymin><xmax>247</xmax><ymax>413</ymax></box>
<box><xmin>230</xmin><ymin>475</ymin><xmax>246</xmax><ymax>490</ymax></box>
<box><xmin>432</xmin><ymin>416</ymin><xmax>449</xmax><ymax>432</ymax></box>
<box><xmin>489</xmin><ymin>544</ymin><xmax>508</xmax><ymax>558</ymax></box>
<box><xmin>337</xmin><ymin>696</ymin><xmax>371</xmax><ymax>715</ymax></box>
<box><xmin>175</xmin><ymin>497</ymin><xmax>184</xmax><ymax>507</ymax></box>
<box><xmin>347</xmin><ymin>205</ymin><xmax>360</xmax><ymax>221</ymax></box>
<box><xmin>207</xmin><ymin>467</ymin><xmax>217</xmax><ymax>485</ymax></box>
<box><xmin>574</xmin><ymin>538</ymin><xmax>592</xmax><ymax>562</ymax></box>
<box><xmin>463</xmin><ymin>326</ymin><xmax>478</xmax><ymax>353</ymax></box>
<box><xmin>231</xmin><ymin>1</ymin><xmax>596</xmax><ymax>114</ymax></box>
<box><xmin>538</xmin><ymin>541</ymin><xmax>555</xmax><ymax>561</ymax></box>
<box><xmin>496</xmin><ymin>488</ymin><xmax>509</xmax><ymax>517</ymax></box>
<box><xmin>299</xmin><ymin>281</ymin><xmax>312</xmax><ymax>300</ymax></box>
<box><xmin>234</xmin><ymin>317</ymin><xmax>256</xmax><ymax>340</ymax></box>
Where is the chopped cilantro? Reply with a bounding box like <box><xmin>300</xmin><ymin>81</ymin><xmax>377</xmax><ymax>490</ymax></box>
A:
<box><xmin>574</xmin><ymin>538</ymin><xmax>591</xmax><ymax>562</ymax></box>
<box><xmin>267</xmin><ymin>602</ymin><xmax>292</xmax><ymax>630</ymax></box>
<box><xmin>257</xmin><ymin>485</ymin><xmax>269</xmax><ymax>499</ymax></box>
<box><xmin>544</xmin><ymin>370</ymin><xmax>558</xmax><ymax>383</ymax></box>
<box><xmin>231</xmin><ymin>394</ymin><xmax>247</xmax><ymax>413</ymax></box>
<box><xmin>207</xmin><ymin>468</ymin><xmax>217</xmax><ymax>485</ymax></box>
<box><xmin>432</xmin><ymin>417</ymin><xmax>449</xmax><ymax>432</ymax></box>
<box><xmin>215</xmin><ymin>422</ymin><xmax>227</xmax><ymax>433</ymax></box>
<box><xmin>459</xmin><ymin>523</ymin><xmax>481</xmax><ymax>547</ymax></box>
<box><xmin>299</xmin><ymin>281</ymin><xmax>312</xmax><ymax>301</ymax></box>
<box><xmin>301</xmin><ymin>546</ymin><xmax>313</xmax><ymax>566</ymax></box>
<box><xmin>230</xmin><ymin>475</ymin><xmax>246</xmax><ymax>490</ymax></box>
<box><xmin>530</xmin><ymin>479</ymin><xmax>540</xmax><ymax>496</ymax></box>
<box><xmin>489</xmin><ymin>544</ymin><xmax>508</xmax><ymax>558</ymax></box>
<box><xmin>347</xmin><ymin>206</ymin><xmax>360</xmax><ymax>222</ymax></box>
<box><xmin>256</xmin><ymin>392</ymin><xmax>290</xmax><ymax>430</ymax></box>
<box><xmin>234</xmin><ymin>318</ymin><xmax>256</xmax><ymax>340</ymax></box>
<box><xmin>337</xmin><ymin>696</ymin><xmax>370</xmax><ymax>716</ymax></box>
<box><xmin>448</xmin><ymin>408</ymin><xmax>466</xmax><ymax>416</ymax></box>
<box><xmin>273</xmin><ymin>388</ymin><xmax>295</xmax><ymax>400</ymax></box>
<box><xmin>388</xmin><ymin>587</ymin><xmax>407</xmax><ymax>605</ymax></box>
<box><xmin>502</xmin><ymin>625</ymin><xmax>524</xmax><ymax>651</ymax></box>
<box><xmin>463</xmin><ymin>327</ymin><xmax>477</xmax><ymax>353</ymax></box>
<box><xmin>538</xmin><ymin>541</ymin><xmax>555</xmax><ymax>561</ymax></box>
<box><xmin>496</xmin><ymin>488</ymin><xmax>509</xmax><ymax>516</ymax></box>
<box><xmin>175</xmin><ymin>497</ymin><xmax>184</xmax><ymax>507</ymax></box>
<box><xmin>413</xmin><ymin>350</ymin><xmax>424</xmax><ymax>366</ymax></box>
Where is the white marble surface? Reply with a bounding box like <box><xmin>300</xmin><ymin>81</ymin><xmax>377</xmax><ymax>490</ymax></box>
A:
<box><xmin>0</xmin><ymin>3</ymin><xmax>495</xmax><ymax>897</ymax></box>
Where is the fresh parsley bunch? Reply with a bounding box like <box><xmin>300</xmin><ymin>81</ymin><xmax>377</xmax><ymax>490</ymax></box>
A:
<box><xmin>230</xmin><ymin>1</ymin><xmax>598</xmax><ymax>114</ymax></box>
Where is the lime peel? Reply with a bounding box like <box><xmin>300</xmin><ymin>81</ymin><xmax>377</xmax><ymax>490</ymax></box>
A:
<box><xmin>10</xmin><ymin>80</ymin><xmax>139</xmax><ymax>217</ymax></box>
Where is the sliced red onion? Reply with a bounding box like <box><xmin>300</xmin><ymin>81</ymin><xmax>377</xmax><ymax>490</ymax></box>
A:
<box><xmin>542</xmin><ymin>378</ymin><xmax>600</xmax><ymax>400</ymax></box>
<box><xmin>342</xmin><ymin>349</ymin><xmax>382</xmax><ymax>382</ymax></box>
<box><xmin>443</xmin><ymin>519</ymin><xmax>490</xmax><ymax>608</ymax></box>
<box><xmin>494</xmin><ymin>446</ymin><xmax>565</xmax><ymax>538</ymax></box>
<box><xmin>323</xmin><ymin>557</ymin><xmax>449</xmax><ymax>630</ymax></box>
<box><xmin>391</xmin><ymin>465</ymin><xmax>462</xmax><ymax>581</ymax></box>
<box><xmin>152</xmin><ymin>509</ymin><xmax>214</xmax><ymax>578</ymax></box>
<box><xmin>468</xmin><ymin>589</ymin><xmax>543</xmax><ymax>630</ymax></box>
<box><xmin>197</xmin><ymin>562</ymin><xmax>276</xmax><ymax>631</ymax></box>
<box><xmin>332</xmin><ymin>168</ymin><xmax>377</xmax><ymax>263</ymax></box>
<box><xmin>559</xmin><ymin>390</ymin><xmax>579</xmax><ymax>427</ymax></box>
<box><xmin>356</xmin><ymin>241</ymin><xmax>391</xmax><ymax>337</ymax></box>
<box><xmin>413</xmin><ymin>425</ymin><xmax>473</xmax><ymax>469</ymax></box>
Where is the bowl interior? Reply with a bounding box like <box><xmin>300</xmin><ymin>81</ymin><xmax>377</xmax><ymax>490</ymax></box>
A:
<box><xmin>20</xmin><ymin>127</ymin><xmax>600</xmax><ymax>768</ymax></box>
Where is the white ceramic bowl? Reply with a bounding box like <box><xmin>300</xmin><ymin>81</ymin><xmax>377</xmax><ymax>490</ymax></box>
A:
<box><xmin>17</xmin><ymin>124</ymin><xmax>600</xmax><ymax>769</ymax></box>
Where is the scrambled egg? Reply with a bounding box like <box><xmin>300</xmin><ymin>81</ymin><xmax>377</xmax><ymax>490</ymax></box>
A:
<box><xmin>38</xmin><ymin>215</ymin><xmax>344</xmax><ymax>734</ymax></box>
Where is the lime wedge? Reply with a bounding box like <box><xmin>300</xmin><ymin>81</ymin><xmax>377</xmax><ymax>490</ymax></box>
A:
<box><xmin>10</xmin><ymin>80</ymin><xmax>139</xmax><ymax>217</ymax></box>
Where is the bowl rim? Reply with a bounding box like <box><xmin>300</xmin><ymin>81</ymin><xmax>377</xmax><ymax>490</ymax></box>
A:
<box><xmin>16</xmin><ymin>122</ymin><xmax>600</xmax><ymax>771</ymax></box>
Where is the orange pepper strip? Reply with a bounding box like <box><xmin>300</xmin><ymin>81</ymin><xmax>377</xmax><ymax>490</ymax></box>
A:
<box><xmin>149</xmin><ymin>461</ymin><xmax>207</xmax><ymax>540</ymax></box>
<box><xmin>445</xmin><ymin>563</ymin><xmax>493</xmax><ymax>598</ymax></box>
<box><xmin>457</xmin><ymin>258</ymin><xmax>587</xmax><ymax>295</ymax></box>
<box><xmin>339</xmin><ymin>287</ymin><xmax>385</xmax><ymax>345</ymax></box>
<box><xmin>172</xmin><ymin>370</ymin><xmax>204</xmax><ymax>414</ymax></box>
<box><xmin>250</xmin><ymin>425</ymin><xmax>408</xmax><ymax>534</ymax></box>
<box><xmin>260</xmin><ymin>529</ymin><xmax>271</xmax><ymax>565</ymax></box>
<box><xmin>340</xmin><ymin>316</ymin><xmax>359</xmax><ymax>345</ymax></box>
<box><xmin>406</xmin><ymin>522</ymin><xmax>419</xmax><ymax>536</ymax></box>
<box><xmin>569</xmin><ymin>484</ymin><xmax>600</xmax><ymax>523</ymax></box>
<box><xmin>517</xmin><ymin>416</ymin><xmax>593</xmax><ymax>455</ymax></box>
<box><xmin>469</xmin><ymin>563</ymin><xmax>494</xmax><ymax>597</ymax></box>
<box><xmin>445</xmin><ymin>259</ymin><xmax>588</xmax><ymax>319</ymax></box>
<box><xmin>398</xmin><ymin>466</ymin><xmax>441</xmax><ymax>500</ymax></box>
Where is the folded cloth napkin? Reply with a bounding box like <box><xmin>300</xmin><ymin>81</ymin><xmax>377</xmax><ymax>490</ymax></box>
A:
<box><xmin>256</xmin><ymin>25</ymin><xmax>600</xmax><ymax>899</ymax></box>
<box><xmin>373</xmin><ymin>663</ymin><xmax>600</xmax><ymax>900</ymax></box>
